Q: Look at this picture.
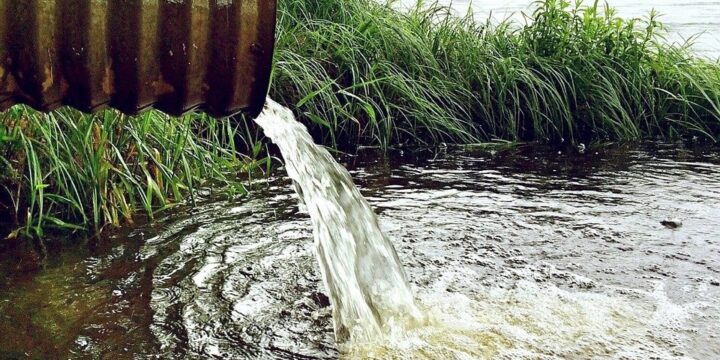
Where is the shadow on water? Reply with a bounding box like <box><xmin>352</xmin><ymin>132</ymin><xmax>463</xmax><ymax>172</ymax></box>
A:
<box><xmin>1</xmin><ymin>142</ymin><xmax>719</xmax><ymax>359</ymax></box>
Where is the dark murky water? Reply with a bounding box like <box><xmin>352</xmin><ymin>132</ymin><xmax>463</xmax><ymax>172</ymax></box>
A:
<box><xmin>1</xmin><ymin>143</ymin><xmax>720</xmax><ymax>359</ymax></box>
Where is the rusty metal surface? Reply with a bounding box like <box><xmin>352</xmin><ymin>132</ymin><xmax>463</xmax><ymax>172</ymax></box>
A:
<box><xmin>0</xmin><ymin>0</ymin><xmax>276</xmax><ymax>118</ymax></box>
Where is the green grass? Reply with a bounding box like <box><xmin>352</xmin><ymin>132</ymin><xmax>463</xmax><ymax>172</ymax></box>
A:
<box><xmin>2</xmin><ymin>0</ymin><xmax>720</xmax><ymax>237</ymax></box>
<box><xmin>272</xmin><ymin>0</ymin><xmax>720</xmax><ymax>147</ymax></box>
<box><xmin>0</xmin><ymin>107</ymin><xmax>268</xmax><ymax>239</ymax></box>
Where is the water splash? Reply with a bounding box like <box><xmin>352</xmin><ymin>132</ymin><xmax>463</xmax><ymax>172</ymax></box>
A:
<box><xmin>2</xmin><ymin>140</ymin><xmax>717</xmax><ymax>358</ymax></box>
<box><xmin>254</xmin><ymin>99</ymin><xmax>425</xmax><ymax>342</ymax></box>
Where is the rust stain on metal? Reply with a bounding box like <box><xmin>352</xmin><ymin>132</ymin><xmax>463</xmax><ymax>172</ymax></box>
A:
<box><xmin>0</xmin><ymin>67</ymin><xmax>16</xmax><ymax>94</ymax></box>
<box><xmin>59</xmin><ymin>77</ymin><xmax>69</xmax><ymax>95</ymax></box>
<box><xmin>102</xmin><ymin>62</ymin><xmax>114</xmax><ymax>96</ymax></box>
<box><xmin>0</xmin><ymin>0</ymin><xmax>276</xmax><ymax>117</ymax></box>
<box><xmin>152</xmin><ymin>75</ymin><xmax>175</xmax><ymax>96</ymax></box>
<box><xmin>42</xmin><ymin>65</ymin><xmax>53</xmax><ymax>92</ymax></box>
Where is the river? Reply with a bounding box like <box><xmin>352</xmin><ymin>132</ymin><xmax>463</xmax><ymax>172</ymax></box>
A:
<box><xmin>1</xmin><ymin>1</ymin><xmax>720</xmax><ymax>358</ymax></box>
<box><xmin>405</xmin><ymin>0</ymin><xmax>720</xmax><ymax>59</ymax></box>
<box><xmin>1</xmin><ymin>143</ymin><xmax>719</xmax><ymax>358</ymax></box>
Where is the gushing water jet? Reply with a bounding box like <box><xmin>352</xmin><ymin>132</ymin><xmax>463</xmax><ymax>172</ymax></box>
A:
<box><xmin>254</xmin><ymin>98</ymin><xmax>426</xmax><ymax>342</ymax></box>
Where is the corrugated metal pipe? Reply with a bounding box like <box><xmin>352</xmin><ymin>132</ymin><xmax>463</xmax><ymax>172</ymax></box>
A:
<box><xmin>0</xmin><ymin>0</ymin><xmax>276</xmax><ymax>118</ymax></box>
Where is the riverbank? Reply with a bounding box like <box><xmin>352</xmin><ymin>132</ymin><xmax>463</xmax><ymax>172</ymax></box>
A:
<box><xmin>273</xmin><ymin>0</ymin><xmax>720</xmax><ymax>147</ymax></box>
<box><xmin>2</xmin><ymin>0</ymin><xmax>720</xmax><ymax>238</ymax></box>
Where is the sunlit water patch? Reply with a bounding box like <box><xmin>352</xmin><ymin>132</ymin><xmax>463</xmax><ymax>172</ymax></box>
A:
<box><xmin>399</xmin><ymin>0</ymin><xmax>720</xmax><ymax>59</ymax></box>
<box><xmin>1</xmin><ymin>143</ymin><xmax>719</xmax><ymax>359</ymax></box>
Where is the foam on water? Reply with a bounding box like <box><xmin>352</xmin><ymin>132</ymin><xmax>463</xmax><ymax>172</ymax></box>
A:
<box><xmin>346</xmin><ymin>278</ymin><xmax>703</xmax><ymax>359</ymax></box>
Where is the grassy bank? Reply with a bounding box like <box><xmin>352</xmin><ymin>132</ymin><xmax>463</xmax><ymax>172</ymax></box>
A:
<box><xmin>2</xmin><ymin>0</ymin><xmax>720</xmax><ymax>238</ymax></box>
<box><xmin>273</xmin><ymin>0</ymin><xmax>720</xmax><ymax>147</ymax></box>
<box><xmin>0</xmin><ymin>107</ymin><xmax>267</xmax><ymax>239</ymax></box>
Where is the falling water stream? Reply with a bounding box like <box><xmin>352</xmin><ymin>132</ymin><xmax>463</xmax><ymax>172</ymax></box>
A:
<box><xmin>0</xmin><ymin>103</ymin><xmax>719</xmax><ymax>358</ymax></box>
<box><xmin>253</xmin><ymin>100</ymin><xmax>425</xmax><ymax>343</ymax></box>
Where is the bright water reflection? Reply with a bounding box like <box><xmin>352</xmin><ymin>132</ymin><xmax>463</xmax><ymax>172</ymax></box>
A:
<box><xmin>400</xmin><ymin>0</ymin><xmax>720</xmax><ymax>59</ymax></box>
<box><xmin>1</xmin><ymin>143</ymin><xmax>719</xmax><ymax>358</ymax></box>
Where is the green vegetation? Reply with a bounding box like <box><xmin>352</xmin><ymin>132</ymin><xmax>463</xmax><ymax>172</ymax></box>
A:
<box><xmin>273</xmin><ymin>0</ymin><xmax>720</xmax><ymax>147</ymax></box>
<box><xmin>0</xmin><ymin>107</ymin><xmax>267</xmax><ymax>238</ymax></box>
<box><xmin>2</xmin><ymin>0</ymin><xmax>720</xmax><ymax>237</ymax></box>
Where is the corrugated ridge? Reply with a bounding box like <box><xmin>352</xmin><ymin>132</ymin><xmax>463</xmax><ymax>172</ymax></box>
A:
<box><xmin>0</xmin><ymin>0</ymin><xmax>276</xmax><ymax>118</ymax></box>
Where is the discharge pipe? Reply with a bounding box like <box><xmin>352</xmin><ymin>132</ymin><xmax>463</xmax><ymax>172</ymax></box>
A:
<box><xmin>0</xmin><ymin>0</ymin><xmax>276</xmax><ymax>118</ymax></box>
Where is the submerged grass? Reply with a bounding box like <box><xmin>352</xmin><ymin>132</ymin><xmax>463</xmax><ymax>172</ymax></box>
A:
<box><xmin>1</xmin><ymin>0</ymin><xmax>720</xmax><ymax>237</ymax></box>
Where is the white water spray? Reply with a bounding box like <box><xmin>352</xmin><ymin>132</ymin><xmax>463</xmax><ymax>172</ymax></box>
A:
<box><xmin>254</xmin><ymin>99</ymin><xmax>425</xmax><ymax>342</ymax></box>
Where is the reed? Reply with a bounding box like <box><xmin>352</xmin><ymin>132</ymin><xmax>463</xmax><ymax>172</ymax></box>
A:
<box><xmin>0</xmin><ymin>107</ymin><xmax>267</xmax><ymax>238</ymax></box>
<box><xmin>272</xmin><ymin>0</ymin><xmax>720</xmax><ymax>147</ymax></box>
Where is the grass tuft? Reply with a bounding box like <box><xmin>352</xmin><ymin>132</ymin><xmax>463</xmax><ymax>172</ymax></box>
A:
<box><xmin>0</xmin><ymin>107</ymin><xmax>266</xmax><ymax>238</ymax></box>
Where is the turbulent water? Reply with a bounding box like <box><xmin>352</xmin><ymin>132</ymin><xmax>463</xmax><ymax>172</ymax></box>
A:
<box><xmin>253</xmin><ymin>100</ymin><xmax>424</xmax><ymax>343</ymax></box>
<box><xmin>1</xmin><ymin>142</ymin><xmax>719</xmax><ymax>359</ymax></box>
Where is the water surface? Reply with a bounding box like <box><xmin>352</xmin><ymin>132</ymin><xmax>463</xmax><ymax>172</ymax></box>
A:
<box><xmin>407</xmin><ymin>0</ymin><xmax>720</xmax><ymax>59</ymax></box>
<box><xmin>1</xmin><ymin>143</ymin><xmax>719</xmax><ymax>359</ymax></box>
